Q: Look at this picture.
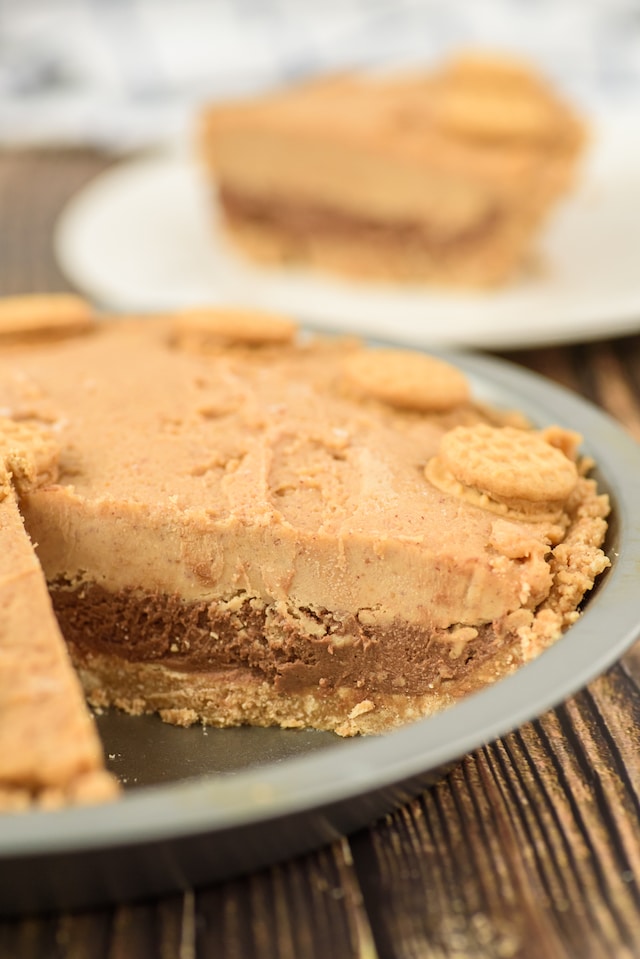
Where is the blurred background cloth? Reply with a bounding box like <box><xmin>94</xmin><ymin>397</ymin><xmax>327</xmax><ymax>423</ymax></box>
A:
<box><xmin>0</xmin><ymin>0</ymin><xmax>639</xmax><ymax>152</ymax></box>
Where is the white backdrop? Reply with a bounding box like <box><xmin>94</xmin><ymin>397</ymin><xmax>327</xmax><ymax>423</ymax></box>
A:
<box><xmin>0</xmin><ymin>0</ymin><xmax>639</xmax><ymax>150</ymax></box>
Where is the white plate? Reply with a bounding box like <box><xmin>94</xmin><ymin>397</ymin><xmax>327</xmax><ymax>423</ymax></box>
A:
<box><xmin>55</xmin><ymin>114</ymin><xmax>640</xmax><ymax>350</ymax></box>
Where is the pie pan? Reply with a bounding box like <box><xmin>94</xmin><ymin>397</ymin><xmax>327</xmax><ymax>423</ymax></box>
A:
<box><xmin>1</xmin><ymin>344</ymin><xmax>639</xmax><ymax>916</ymax></box>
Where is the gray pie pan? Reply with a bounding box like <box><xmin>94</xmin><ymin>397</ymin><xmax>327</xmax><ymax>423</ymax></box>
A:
<box><xmin>1</xmin><ymin>345</ymin><xmax>639</xmax><ymax>917</ymax></box>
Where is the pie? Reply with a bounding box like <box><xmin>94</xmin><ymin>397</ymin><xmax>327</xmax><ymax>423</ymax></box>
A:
<box><xmin>199</xmin><ymin>52</ymin><xmax>585</xmax><ymax>286</ymax></box>
<box><xmin>0</xmin><ymin>295</ymin><xmax>610</xmax><ymax>809</ymax></box>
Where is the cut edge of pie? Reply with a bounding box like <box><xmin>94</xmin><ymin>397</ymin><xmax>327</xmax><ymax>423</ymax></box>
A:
<box><xmin>199</xmin><ymin>51</ymin><xmax>586</xmax><ymax>287</ymax></box>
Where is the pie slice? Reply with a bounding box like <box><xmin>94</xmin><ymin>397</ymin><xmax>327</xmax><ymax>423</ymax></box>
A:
<box><xmin>199</xmin><ymin>52</ymin><xmax>585</xmax><ymax>287</ymax></box>
<box><xmin>0</xmin><ymin>418</ymin><xmax>118</xmax><ymax>811</ymax></box>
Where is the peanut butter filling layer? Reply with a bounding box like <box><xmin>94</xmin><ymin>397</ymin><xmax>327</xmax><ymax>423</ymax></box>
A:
<box><xmin>1</xmin><ymin>320</ymin><xmax>548</xmax><ymax>624</ymax></box>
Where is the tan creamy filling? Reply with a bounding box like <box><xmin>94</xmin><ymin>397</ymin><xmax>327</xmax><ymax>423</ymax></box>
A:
<box><xmin>23</xmin><ymin>488</ymin><xmax>553</xmax><ymax>631</ymax></box>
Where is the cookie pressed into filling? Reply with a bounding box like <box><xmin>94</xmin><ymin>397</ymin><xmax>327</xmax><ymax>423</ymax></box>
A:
<box><xmin>0</xmin><ymin>296</ymin><xmax>610</xmax><ymax>806</ymax></box>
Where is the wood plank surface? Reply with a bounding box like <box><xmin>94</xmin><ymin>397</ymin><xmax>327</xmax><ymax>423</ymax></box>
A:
<box><xmin>0</xmin><ymin>150</ymin><xmax>638</xmax><ymax>959</ymax></box>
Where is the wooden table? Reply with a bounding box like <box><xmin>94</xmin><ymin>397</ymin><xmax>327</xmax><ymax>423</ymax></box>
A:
<box><xmin>1</xmin><ymin>150</ymin><xmax>639</xmax><ymax>959</ymax></box>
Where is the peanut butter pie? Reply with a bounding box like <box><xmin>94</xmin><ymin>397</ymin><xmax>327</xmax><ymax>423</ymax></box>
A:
<box><xmin>0</xmin><ymin>295</ymin><xmax>609</xmax><ymax>808</ymax></box>
<box><xmin>199</xmin><ymin>52</ymin><xmax>585</xmax><ymax>286</ymax></box>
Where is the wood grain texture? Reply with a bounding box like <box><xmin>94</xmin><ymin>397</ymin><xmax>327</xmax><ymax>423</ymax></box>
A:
<box><xmin>0</xmin><ymin>150</ymin><xmax>639</xmax><ymax>959</ymax></box>
<box><xmin>350</xmin><ymin>666</ymin><xmax>640</xmax><ymax>959</ymax></box>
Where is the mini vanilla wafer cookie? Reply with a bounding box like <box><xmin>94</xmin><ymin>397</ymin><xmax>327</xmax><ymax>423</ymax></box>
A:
<box><xmin>0</xmin><ymin>293</ymin><xmax>96</xmax><ymax>341</ymax></box>
<box><xmin>0</xmin><ymin>420</ymin><xmax>118</xmax><ymax>810</ymax></box>
<box><xmin>431</xmin><ymin>86</ymin><xmax>563</xmax><ymax>143</ymax></box>
<box><xmin>425</xmin><ymin>423</ymin><xmax>579</xmax><ymax>521</ymax></box>
<box><xmin>342</xmin><ymin>348</ymin><xmax>470</xmax><ymax>412</ymax></box>
<box><xmin>438</xmin><ymin>52</ymin><xmax>549</xmax><ymax>88</ymax></box>
<box><xmin>431</xmin><ymin>55</ymin><xmax>568</xmax><ymax>143</ymax></box>
<box><xmin>172</xmin><ymin>306</ymin><xmax>298</xmax><ymax>349</ymax></box>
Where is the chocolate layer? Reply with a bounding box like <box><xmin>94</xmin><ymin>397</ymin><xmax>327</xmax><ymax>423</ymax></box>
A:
<box><xmin>50</xmin><ymin>582</ymin><xmax>523</xmax><ymax>700</ymax></box>
<box><xmin>218</xmin><ymin>187</ymin><xmax>501</xmax><ymax>251</ymax></box>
